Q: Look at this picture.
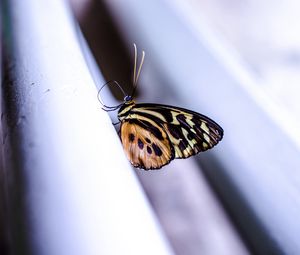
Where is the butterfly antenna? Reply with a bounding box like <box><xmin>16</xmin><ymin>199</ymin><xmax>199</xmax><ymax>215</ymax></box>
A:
<box><xmin>132</xmin><ymin>43</ymin><xmax>145</xmax><ymax>97</ymax></box>
<box><xmin>136</xmin><ymin>50</ymin><xmax>145</xmax><ymax>85</ymax></box>
<box><xmin>97</xmin><ymin>80</ymin><xmax>127</xmax><ymax>111</ymax></box>
<box><xmin>133</xmin><ymin>43</ymin><xmax>137</xmax><ymax>87</ymax></box>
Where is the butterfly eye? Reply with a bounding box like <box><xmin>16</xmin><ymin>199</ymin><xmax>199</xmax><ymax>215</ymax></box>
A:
<box><xmin>124</xmin><ymin>95</ymin><xmax>132</xmax><ymax>102</ymax></box>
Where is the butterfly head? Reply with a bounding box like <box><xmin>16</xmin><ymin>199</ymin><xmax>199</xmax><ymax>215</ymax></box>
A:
<box><xmin>98</xmin><ymin>44</ymin><xmax>143</xmax><ymax>119</ymax></box>
<box><xmin>124</xmin><ymin>95</ymin><xmax>133</xmax><ymax>103</ymax></box>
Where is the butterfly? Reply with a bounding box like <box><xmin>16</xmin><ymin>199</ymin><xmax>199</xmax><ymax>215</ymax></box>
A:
<box><xmin>99</xmin><ymin>44</ymin><xmax>223</xmax><ymax>170</ymax></box>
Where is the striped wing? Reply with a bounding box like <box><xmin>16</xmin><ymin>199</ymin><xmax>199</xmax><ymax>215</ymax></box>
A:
<box><xmin>119</xmin><ymin>103</ymin><xmax>223</xmax><ymax>169</ymax></box>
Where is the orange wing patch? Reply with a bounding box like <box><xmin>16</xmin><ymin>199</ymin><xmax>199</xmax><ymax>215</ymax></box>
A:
<box><xmin>120</xmin><ymin>120</ymin><xmax>174</xmax><ymax>170</ymax></box>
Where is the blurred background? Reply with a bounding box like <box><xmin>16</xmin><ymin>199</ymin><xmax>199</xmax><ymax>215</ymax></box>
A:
<box><xmin>1</xmin><ymin>0</ymin><xmax>300</xmax><ymax>254</ymax></box>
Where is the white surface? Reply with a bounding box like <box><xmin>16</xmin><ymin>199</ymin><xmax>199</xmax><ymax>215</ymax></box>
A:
<box><xmin>172</xmin><ymin>0</ymin><xmax>300</xmax><ymax>147</ymax></box>
<box><xmin>4</xmin><ymin>0</ymin><xmax>173</xmax><ymax>255</ymax></box>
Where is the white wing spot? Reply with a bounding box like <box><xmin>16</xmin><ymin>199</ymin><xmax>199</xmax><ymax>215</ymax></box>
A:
<box><xmin>186</xmin><ymin>116</ymin><xmax>194</xmax><ymax>127</ymax></box>
<box><xmin>201</xmin><ymin>122</ymin><xmax>210</xmax><ymax>133</ymax></box>
<box><xmin>203</xmin><ymin>133</ymin><xmax>210</xmax><ymax>143</ymax></box>
<box><xmin>203</xmin><ymin>142</ymin><xmax>209</xmax><ymax>148</ymax></box>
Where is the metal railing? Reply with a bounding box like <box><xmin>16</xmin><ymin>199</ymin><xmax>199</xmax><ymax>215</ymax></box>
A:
<box><xmin>1</xmin><ymin>1</ymin><xmax>173</xmax><ymax>254</ymax></box>
<box><xmin>4</xmin><ymin>0</ymin><xmax>299</xmax><ymax>254</ymax></box>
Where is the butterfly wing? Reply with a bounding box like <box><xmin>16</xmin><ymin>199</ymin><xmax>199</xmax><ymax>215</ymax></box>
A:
<box><xmin>120</xmin><ymin>117</ymin><xmax>175</xmax><ymax>170</ymax></box>
<box><xmin>128</xmin><ymin>103</ymin><xmax>223</xmax><ymax>158</ymax></box>
<box><xmin>119</xmin><ymin>103</ymin><xmax>223</xmax><ymax>170</ymax></box>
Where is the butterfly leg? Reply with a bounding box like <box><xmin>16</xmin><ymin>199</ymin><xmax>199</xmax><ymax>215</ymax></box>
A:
<box><xmin>112</xmin><ymin>121</ymin><xmax>120</xmax><ymax>126</ymax></box>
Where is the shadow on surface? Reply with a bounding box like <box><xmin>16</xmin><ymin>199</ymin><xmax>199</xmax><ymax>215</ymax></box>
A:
<box><xmin>197</xmin><ymin>154</ymin><xmax>283</xmax><ymax>255</ymax></box>
<box><xmin>72</xmin><ymin>0</ymin><xmax>135</xmax><ymax>100</ymax></box>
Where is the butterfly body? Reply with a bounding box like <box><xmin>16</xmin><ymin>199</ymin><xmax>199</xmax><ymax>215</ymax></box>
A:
<box><xmin>118</xmin><ymin>100</ymin><xmax>223</xmax><ymax>170</ymax></box>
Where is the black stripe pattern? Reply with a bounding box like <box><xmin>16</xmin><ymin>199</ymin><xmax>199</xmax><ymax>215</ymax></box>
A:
<box><xmin>118</xmin><ymin>101</ymin><xmax>223</xmax><ymax>169</ymax></box>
